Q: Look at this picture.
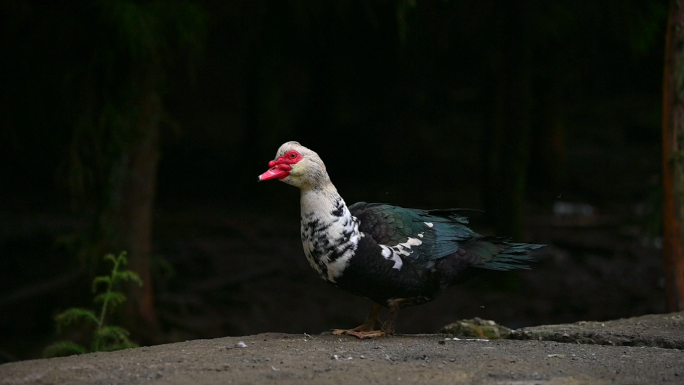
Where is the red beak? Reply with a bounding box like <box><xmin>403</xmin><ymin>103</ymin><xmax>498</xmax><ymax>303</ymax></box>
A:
<box><xmin>258</xmin><ymin>151</ymin><xmax>302</xmax><ymax>182</ymax></box>
<box><xmin>258</xmin><ymin>162</ymin><xmax>292</xmax><ymax>181</ymax></box>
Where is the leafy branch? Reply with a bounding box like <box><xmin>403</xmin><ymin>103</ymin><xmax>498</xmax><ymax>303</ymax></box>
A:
<box><xmin>43</xmin><ymin>251</ymin><xmax>143</xmax><ymax>358</ymax></box>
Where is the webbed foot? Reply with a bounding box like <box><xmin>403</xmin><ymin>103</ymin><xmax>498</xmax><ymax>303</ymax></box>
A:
<box><xmin>332</xmin><ymin>329</ymin><xmax>386</xmax><ymax>339</ymax></box>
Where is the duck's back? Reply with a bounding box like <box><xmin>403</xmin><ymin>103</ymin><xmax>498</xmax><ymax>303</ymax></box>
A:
<box><xmin>333</xmin><ymin>202</ymin><xmax>542</xmax><ymax>307</ymax></box>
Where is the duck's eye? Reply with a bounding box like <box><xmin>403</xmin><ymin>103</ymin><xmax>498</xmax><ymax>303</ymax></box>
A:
<box><xmin>290</xmin><ymin>152</ymin><xmax>297</xmax><ymax>158</ymax></box>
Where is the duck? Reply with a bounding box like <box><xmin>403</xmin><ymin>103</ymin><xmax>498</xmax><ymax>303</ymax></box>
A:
<box><xmin>258</xmin><ymin>141</ymin><xmax>543</xmax><ymax>338</ymax></box>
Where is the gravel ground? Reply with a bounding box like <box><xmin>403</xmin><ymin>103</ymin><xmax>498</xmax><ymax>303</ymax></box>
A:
<box><xmin>1</xmin><ymin>313</ymin><xmax>683</xmax><ymax>385</ymax></box>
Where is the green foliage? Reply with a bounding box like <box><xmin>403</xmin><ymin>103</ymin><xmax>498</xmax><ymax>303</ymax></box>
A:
<box><xmin>113</xmin><ymin>270</ymin><xmax>144</xmax><ymax>286</ymax></box>
<box><xmin>43</xmin><ymin>342</ymin><xmax>88</xmax><ymax>359</ymax></box>
<box><xmin>93</xmin><ymin>326</ymin><xmax>137</xmax><ymax>352</ymax></box>
<box><xmin>42</xmin><ymin>252</ymin><xmax>142</xmax><ymax>358</ymax></box>
<box><xmin>54</xmin><ymin>308</ymin><xmax>98</xmax><ymax>333</ymax></box>
<box><xmin>92</xmin><ymin>276</ymin><xmax>112</xmax><ymax>291</ymax></box>
<box><xmin>94</xmin><ymin>291</ymin><xmax>127</xmax><ymax>307</ymax></box>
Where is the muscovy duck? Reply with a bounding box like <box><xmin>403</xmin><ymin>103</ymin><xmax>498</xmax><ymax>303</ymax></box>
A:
<box><xmin>258</xmin><ymin>141</ymin><xmax>543</xmax><ymax>339</ymax></box>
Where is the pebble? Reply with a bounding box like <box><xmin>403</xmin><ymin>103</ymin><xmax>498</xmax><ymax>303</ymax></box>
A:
<box><xmin>236</xmin><ymin>342</ymin><xmax>247</xmax><ymax>348</ymax></box>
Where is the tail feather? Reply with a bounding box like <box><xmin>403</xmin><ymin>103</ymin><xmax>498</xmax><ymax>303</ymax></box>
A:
<box><xmin>464</xmin><ymin>237</ymin><xmax>544</xmax><ymax>271</ymax></box>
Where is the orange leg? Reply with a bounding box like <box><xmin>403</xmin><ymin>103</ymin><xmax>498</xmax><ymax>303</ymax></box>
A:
<box><xmin>332</xmin><ymin>303</ymin><xmax>385</xmax><ymax>339</ymax></box>
<box><xmin>380</xmin><ymin>300</ymin><xmax>400</xmax><ymax>335</ymax></box>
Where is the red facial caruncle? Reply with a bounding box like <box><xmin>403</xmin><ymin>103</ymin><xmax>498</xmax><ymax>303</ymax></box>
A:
<box><xmin>258</xmin><ymin>150</ymin><xmax>303</xmax><ymax>181</ymax></box>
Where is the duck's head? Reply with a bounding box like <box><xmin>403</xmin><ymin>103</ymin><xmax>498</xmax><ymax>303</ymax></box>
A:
<box><xmin>258</xmin><ymin>141</ymin><xmax>329</xmax><ymax>189</ymax></box>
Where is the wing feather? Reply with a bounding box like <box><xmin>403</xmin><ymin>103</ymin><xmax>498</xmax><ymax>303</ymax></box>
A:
<box><xmin>349</xmin><ymin>202</ymin><xmax>476</xmax><ymax>266</ymax></box>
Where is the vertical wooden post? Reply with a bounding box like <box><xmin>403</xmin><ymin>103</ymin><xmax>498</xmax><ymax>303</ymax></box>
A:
<box><xmin>662</xmin><ymin>0</ymin><xmax>684</xmax><ymax>312</ymax></box>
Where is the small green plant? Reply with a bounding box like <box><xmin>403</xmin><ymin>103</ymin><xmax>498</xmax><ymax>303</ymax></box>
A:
<box><xmin>43</xmin><ymin>251</ymin><xmax>143</xmax><ymax>358</ymax></box>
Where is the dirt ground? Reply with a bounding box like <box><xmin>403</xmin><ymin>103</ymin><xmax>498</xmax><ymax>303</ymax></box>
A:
<box><xmin>1</xmin><ymin>312</ymin><xmax>682</xmax><ymax>385</ymax></box>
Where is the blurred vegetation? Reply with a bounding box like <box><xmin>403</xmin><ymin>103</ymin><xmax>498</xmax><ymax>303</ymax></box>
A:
<box><xmin>0</xmin><ymin>0</ymin><xmax>665</xmax><ymax>217</ymax></box>
<box><xmin>2</xmin><ymin>0</ymin><xmax>205</xmax><ymax>343</ymax></box>
<box><xmin>43</xmin><ymin>252</ymin><xmax>142</xmax><ymax>358</ymax></box>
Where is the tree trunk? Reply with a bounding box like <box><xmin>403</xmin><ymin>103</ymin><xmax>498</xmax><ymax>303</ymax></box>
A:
<box><xmin>122</xmin><ymin>85</ymin><xmax>161</xmax><ymax>334</ymax></box>
<box><xmin>99</xmin><ymin>82</ymin><xmax>162</xmax><ymax>342</ymax></box>
<box><xmin>662</xmin><ymin>0</ymin><xmax>684</xmax><ymax>312</ymax></box>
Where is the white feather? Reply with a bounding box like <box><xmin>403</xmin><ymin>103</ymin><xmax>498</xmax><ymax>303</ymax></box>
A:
<box><xmin>380</xmin><ymin>245</ymin><xmax>403</xmax><ymax>270</ymax></box>
<box><xmin>300</xmin><ymin>187</ymin><xmax>360</xmax><ymax>283</ymax></box>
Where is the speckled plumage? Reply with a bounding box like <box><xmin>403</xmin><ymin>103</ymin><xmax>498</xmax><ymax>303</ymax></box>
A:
<box><xmin>337</xmin><ymin>202</ymin><xmax>544</xmax><ymax>305</ymax></box>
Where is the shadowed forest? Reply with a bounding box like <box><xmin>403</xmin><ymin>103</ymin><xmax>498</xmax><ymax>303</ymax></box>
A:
<box><xmin>1</xmin><ymin>0</ymin><xmax>679</xmax><ymax>362</ymax></box>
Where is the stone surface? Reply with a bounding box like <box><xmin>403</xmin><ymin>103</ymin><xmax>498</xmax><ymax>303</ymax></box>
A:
<box><xmin>2</xmin><ymin>313</ymin><xmax>683</xmax><ymax>385</ymax></box>
<box><xmin>510</xmin><ymin>312</ymin><xmax>684</xmax><ymax>349</ymax></box>
<box><xmin>440</xmin><ymin>317</ymin><xmax>512</xmax><ymax>339</ymax></box>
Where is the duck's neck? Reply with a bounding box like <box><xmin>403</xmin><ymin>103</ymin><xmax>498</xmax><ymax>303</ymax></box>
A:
<box><xmin>299</xmin><ymin>183</ymin><xmax>362</xmax><ymax>283</ymax></box>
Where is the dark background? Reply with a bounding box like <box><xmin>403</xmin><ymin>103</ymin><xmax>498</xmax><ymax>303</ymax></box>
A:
<box><xmin>0</xmin><ymin>0</ymin><xmax>668</xmax><ymax>362</ymax></box>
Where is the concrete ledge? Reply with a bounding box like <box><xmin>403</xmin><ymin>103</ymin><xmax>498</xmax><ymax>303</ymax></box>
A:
<box><xmin>510</xmin><ymin>312</ymin><xmax>684</xmax><ymax>349</ymax></box>
<box><xmin>1</xmin><ymin>314</ymin><xmax>683</xmax><ymax>385</ymax></box>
